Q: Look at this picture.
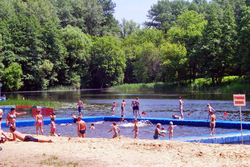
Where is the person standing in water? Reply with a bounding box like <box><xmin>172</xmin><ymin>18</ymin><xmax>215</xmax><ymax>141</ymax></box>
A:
<box><xmin>111</xmin><ymin>101</ymin><xmax>116</xmax><ymax>116</ymax></box>
<box><xmin>0</xmin><ymin>109</ymin><xmax>3</xmax><ymax>129</ymax></box>
<box><xmin>209</xmin><ymin>111</ymin><xmax>216</xmax><ymax>136</ymax></box>
<box><xmin>34</xmin><ymin>110</ymin><xmax>44</xmax><ymax>135</ymax></box>
<box><xmin>135</xmin><ymin>97</ymin><xmax>143</xmax><ymax>118</ymax></box>
<box><xmin>108</xmin><ymin>122</ymin><xmax>120</xmax><ymax>138</ymax></box>
<box><xmin>77</xmin><ymin>98</ymin><xmax>84</xmax><ymax>116</ymax></box>
<box><xmin>153</xmin><ymin>123</ymin><xmax>165</xmax><ymax>139</ymax></box>
<box><xmin>167</xmin><ymin>121</ymin><xmax>177</xmax><ymax>139</ymax></box>
<box><xmin>131</xmin><ymin>101</ymin><xmax>136</xmax><ymax>117</ymax></box>
<box><xmin>206</xmin><ymin>103</ymin><xmax>216</xmax><ymax>121</ymax></box>
<box><xmin>179</xmin><ymin>96</ymin><xmax>184</xmax><ymax>119</ymax></box>
<box><xmin>77</xmin><ymin>116</ymin><xmax>87</xmax><ymax>138</ymax></box>
<box><xmin>131</xmin><ymin>119</ymin><xmax>139</xmax><ymax>139</ymax></box>
<box><xmin>121</xmin><ymin>100</ymin><xmax>126</xmax><ymax>119</ymax></box>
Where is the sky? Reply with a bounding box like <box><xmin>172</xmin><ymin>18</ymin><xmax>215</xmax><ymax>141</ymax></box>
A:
<box><xmin>112</xmin><ymin>0</ymin><xmax>160</xmax><ymax>25</ymax></box>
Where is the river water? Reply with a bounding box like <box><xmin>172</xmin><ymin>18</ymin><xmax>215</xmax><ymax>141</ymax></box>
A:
<box><xmin>1</xmin><ymin>89</ymin><xmax>250</xmax><ymax>141</ymax></box>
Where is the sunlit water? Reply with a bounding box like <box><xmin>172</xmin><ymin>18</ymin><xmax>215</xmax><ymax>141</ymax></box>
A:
<box><xmin>1</xmin><ymin>90</ymin><xmax>250</xmax><ymax>143</ymax></box>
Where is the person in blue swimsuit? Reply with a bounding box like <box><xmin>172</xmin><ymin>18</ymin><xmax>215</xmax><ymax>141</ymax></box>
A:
<box><xmin>76</xmin><ymin>99</ymin><xmax>84</xmax><ymax>116</ymax></box>
<box><xmin>108</xmin><ymin>122</ymin><xmax>120</xmax><ymax>138</ymax></box>
<box><xmin>153</xmin><ymin>123</ymin><xmax>165</xmax><ymax>139</ymax></box>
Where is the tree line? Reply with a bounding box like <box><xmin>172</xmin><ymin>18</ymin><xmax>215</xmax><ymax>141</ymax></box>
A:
<box><xmin>0</xmin><ymin>0</ymin><xmax>249</xmax><ymax>91</ymax></box>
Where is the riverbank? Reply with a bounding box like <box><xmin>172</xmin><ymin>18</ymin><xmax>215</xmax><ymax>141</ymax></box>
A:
<box><xmin>0</xmin><ymin>133</ymin><xmax>249</xmax><ymax>167</ymax></box>
<box><xmin>108</xmin><ymin>76</ymin><xmax>250</xmax><ymax>94</ymax></box>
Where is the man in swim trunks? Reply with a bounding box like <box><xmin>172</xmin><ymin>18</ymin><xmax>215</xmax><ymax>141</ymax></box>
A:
<box><xmin>77</xmin><ymin>116</ymin><xmax>86</xmax><ymax>138</ymax></box>
<box><xmin>9</xmin><ymin>127</ymin><xmax>52</xmax><ymax>143</ymax></box>
<box><xmin>209</xmin><ymin>111</ymin><xmax>216</xmax><ymax>137</ymax></box>
<box><xmin>77</xmin><ymin>98</ymin><xmax>84</xmax><ymax>116</ymax></box>
<box><xmin>0</xmin><ymin>109</ymin><xmax>3</xmax><ymax>129</ymax></box>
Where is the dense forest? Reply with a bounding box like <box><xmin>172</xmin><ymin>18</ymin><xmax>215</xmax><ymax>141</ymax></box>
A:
<box><xmin>0</xmin><ymin>0</ymin><xmax>250</xmax><ymax>91</ymax></box>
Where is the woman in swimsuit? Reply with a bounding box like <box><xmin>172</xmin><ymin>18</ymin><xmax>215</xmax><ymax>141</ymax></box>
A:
<box><xmin>131</xmin><ymin>119</ymin><xmax>139</xmax><ymax>139</ymax></box>
<box><xmin>153</xmin><ymin>123</ymin><xmax>164</xmax><ymax>139</ymax></box>
<box><xmin>108</xmin><ymin>122</ymin><xmax>120</xmax><ymax>138</ymax></box>
<box><xmin>34</xmin><ymin>110</ymin><xmax>44</xmax><ymax>135</ymax></box>
<box><xmin>6</xmin><ymin>108</ymin><xmax>26</xmax><ymax>131</ymax></box>
<box><xmin>0</xmin><ymin>109</ymin><xmax>3</xmax><ymax>129</ymax></box>
<box><xmin>50</xmin><ymin>113</ymin><xmax>58</xmax><ymax>136</ymax></box>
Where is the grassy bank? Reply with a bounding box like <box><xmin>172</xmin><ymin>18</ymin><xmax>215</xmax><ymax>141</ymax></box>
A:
<box><xmin>109</xmin><ymin>76</ymin><xmax>250</xmax><ymax>93</ymax></box>
<box><xmin>0</xmin><ymin>99</ymin><xmax>62</xmax><ymax>108</ymax></box>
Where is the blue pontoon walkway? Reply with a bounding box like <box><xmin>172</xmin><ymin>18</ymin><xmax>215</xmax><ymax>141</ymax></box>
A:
<box><xmin>1</xmin><ymin>116</ymin><xmax>250</xmax><ymax>144</ymax></box>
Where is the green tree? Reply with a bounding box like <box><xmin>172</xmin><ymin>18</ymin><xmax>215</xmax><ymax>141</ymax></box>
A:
<box><xmin>89</xmin><ymin>36</ymin><xmax>126</xmax><ymax>88</ymax></box>
<box><xmin>167</xmin><ymin>10</ymin><xmax>207</xmax><ymax>82</ymax></box>
<box><xmin>238</xmin><ymin>6</ymin><xmax>250</xmax><ymax>79</ymax></box>
<box><xmin>145</xmin><ymin>0</ymin><xmax>189</xmax><ymax>32</ymax></box>
<box><xmin>160</xmin><ymin>42</ymin><xmax>187</xmax><ymax>83</ymax></box>
<box><xmin>200</xmin><ymin>4</ymin><xmax>221</xmax><ymax>83</ymax></box>
<box><xmin>1</xmin><ymin>62</ymin><xmax>23</xmax><ymax>91</ymax></box>
<box><xmin>132</xmin><ymin>42</ymin><xmax>161</xmax><ymax>83</ymax></box>
<box><xmin>119</xmin><ymin>18</ymin><xmax>140</xmax><ymax>38</ymax></box>
<box><xmin>60</xmin><ymin>25</ymin><xmax>92</xmax><ymax>88</ymax></box>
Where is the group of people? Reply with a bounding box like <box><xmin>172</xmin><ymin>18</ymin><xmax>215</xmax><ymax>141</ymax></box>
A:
<box><xmin>111</xmin><ymin>97</ymin><xmax>143</xmax><ymax>119</ymax></box>
<box><xmin>0</xmin><ymin>108</ymin><xmax>52</xmax><ymax>143</ymax></box>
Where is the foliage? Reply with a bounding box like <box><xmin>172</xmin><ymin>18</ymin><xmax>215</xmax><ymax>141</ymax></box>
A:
<box><xmin>1</xmin><ymin>62</ymin><xmax>23</xmax><ymax>91</ymax></box>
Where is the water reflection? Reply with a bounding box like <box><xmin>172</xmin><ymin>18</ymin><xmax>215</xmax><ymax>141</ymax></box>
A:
<box><xmin>2</xmin><ymin>89</ymin><xmax>250</xmax><ymax>121</ymax></box>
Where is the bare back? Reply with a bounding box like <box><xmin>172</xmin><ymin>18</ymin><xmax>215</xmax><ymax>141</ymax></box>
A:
<box><xmin>78</xmin><ymin>120</ymin><xmax>86</xmax><ymax>131</ymax></box>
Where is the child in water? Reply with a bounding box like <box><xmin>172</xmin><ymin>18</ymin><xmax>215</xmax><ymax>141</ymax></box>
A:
<box><xmin>111</xmin><ymin>101</ymin><xmax>116</xmax><ymax>116</ymax></box>
<box><xmin>89</xmin><ymin>123</ymin><xmax>95</xmax><ymax>130</ymax></box>
<box><xmin>167</xmin><ymin>121</ymin><xmax>177</xmax><ymax>139</ymax></box>
<box><xmin>131</xmin><ymin>119</ymin><xmax>139</xmax><ymax>139</ymax></box>
<box><xmin>108</xmin><ymin>122</ymin><xmax>120</xmax><ymax>138</ymax></box>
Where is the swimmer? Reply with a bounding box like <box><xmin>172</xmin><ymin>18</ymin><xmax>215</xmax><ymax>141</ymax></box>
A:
<box><xmin>153</xmin><ymin>123</ymin><xmax>164</xmax><ymax>139</ymax></box>
<box><xmin>76</xmin><ymin>98</ymin><xmax>84</xmax><ymax>116</ymax></box>
<box><xmin>9</xmin><ymin>127</ymin><xmax>52</xmax><ymax>143</ymax></box>
<box><xmin>34</xmin><ymin>110</ymin><xmax>44</xmax><ymax>135</ymax></box>
<box><xmin>135</xmin><ymin>97</ymin><xmax>143</xmax><ymax>118</ymax></box>
<box><xmin>71</xmin><ymin>114</ymin><xmax>78</xmax><ymax>123</ymax></box>
<box><xmin>6</xmin><ymin>108</ymin><xmax>26</xmax><ymax>132</ymax></box>
<box><xmin>77</xmin><ymin>116</ymin><xmax>86</xmax><ymax>138</ymax></box>
<box><xmin>108</xmin><ymin>122</ymin><xmax>120</xmax><ymax>138</ymax></box>
<box><xmin>172</xmin><ymin>114</ymin><xmax>182</xmax><ymax>119</ymax></box>
<box><xmin>179</xmin><ymin>96</ymin><xmax>184</xmax><ymax>119</ymax></box>
<box><xmin>167</xmin><ymin>121</ymin><xmax>177</xmax><ymax>139</ymax></box>
<box><xmin>131</xmin><ymin>101</ymin><xmax>136</xmax><ymax>117</ymax></box>
<box><xmin>131</xmin><ymin>119</ymin><xmax>139</xmax><ymax>139</ymax></box>
<box><xmin>209</xmin><ymin>111</ymin><xmax>216</xmax><ymax>137</ymax></box>
<box><xmin>111</xmin><ymin>101</ymin><xmax>116</xmax><ymax>116</ymax></box>
<box><xmin>121</xmin><ymin>100</ymin><xmax>126</xmax><ymax>118</ymax></box>
<box><xmin>89</xmin><ymin>123</ymin><xmax>95</xmax><ymax>130</ymax></box>
<box><xmin>0</xmin><ymin>109</ymin><xmax>3</xmax><ymax>129</ymax></box>
<box><xmin>206</xmin><ymin>103</ymin><xmax>216</xmax><ymax>121</ymax></box>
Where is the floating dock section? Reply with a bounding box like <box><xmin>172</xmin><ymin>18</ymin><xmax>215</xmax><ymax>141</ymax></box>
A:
<box><xmin>1</xmin><ymin>116</ymin><xmax>250</xmax><ymax>144</ymax></box>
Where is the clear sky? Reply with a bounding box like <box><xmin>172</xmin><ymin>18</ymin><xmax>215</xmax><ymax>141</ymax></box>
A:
<box><xmin>112</xmin><ymin>0</ymin><xmax>160</xmax><ymax>25</ymax></box>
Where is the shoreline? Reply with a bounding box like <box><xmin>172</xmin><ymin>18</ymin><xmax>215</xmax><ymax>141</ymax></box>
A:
<box><xmin>0</xmin><ymin>133</ymin><xmax>250</xmax><ymax>167</ymax></box>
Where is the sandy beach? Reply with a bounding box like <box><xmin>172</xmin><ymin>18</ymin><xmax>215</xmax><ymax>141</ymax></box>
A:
<box><xmin>0</xmin><ymin>133</ymin><xmax>250</xmax><ymax>167</ymax></box>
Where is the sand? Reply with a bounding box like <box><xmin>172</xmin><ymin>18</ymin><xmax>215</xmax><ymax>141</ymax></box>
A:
<box><xmin>0</xmin><ymin>133</ymin><xmax>250</xmax><ymax>167</ymax></box>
